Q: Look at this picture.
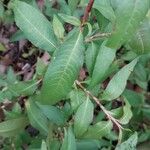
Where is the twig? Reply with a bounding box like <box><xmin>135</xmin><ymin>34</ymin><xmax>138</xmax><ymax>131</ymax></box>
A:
<box><xmin>75</xmin><ymin>80</ymin><xmax>123</xmax><ymax>130</ymax></box>
<box><xmin>82</xmin><ymin>0</ymin><xmax>95</xmax><ymax>25</ymax></box>
<box><xmin>85</xmin><ymin>32</ymin><xmax>112</xmax><ymax>42</ymax></box>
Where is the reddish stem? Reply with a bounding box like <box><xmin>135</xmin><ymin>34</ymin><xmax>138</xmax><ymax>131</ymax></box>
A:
<box><xmin>82</xmin><ymin>0</ymin><xmax>95</xmax><ymax>25</ymax></box>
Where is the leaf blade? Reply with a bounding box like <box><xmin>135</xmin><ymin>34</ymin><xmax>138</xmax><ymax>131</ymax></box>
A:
<box><xmin>13</xmin><ymin>1</ymin><xmax>57</xmax><ymax>52</ymax></box>
<box><xmin>82</xmin><ymin>121</ymin><xmax>113</xmax><ymax>139</ymax></box>
<box><xmin>61</xmin><ymin>127</ymin><xmax>76</xmax><ymax>150</ymax></box>
<box><xmin>25</xmin><ymin>99</ymin><xmax>49</xmax><ymax>135</ymax></box>
<box><xmin>115</xmin><ymin>132</ymin><xmax>138</xmax><ymax>150</ymax></box>
<box><xmin>39</xmin><ymin>30</ymin><xmax>84</xmax><ymax>104</ymax></box>
<box><xmin>90</xmin><ymin>41</ymin><xmax>116</xmax><ymax>87</ymax></box>
<box><xmin>107</xmin><ymin>0</ymin><xmax>149</xmax><ymax>49</ymax></box>
<box><xmin>0</xmin><ymin>117</ymin><xmax>28</xmax><ymax>137</ymax></box>
<box><xmin>102</xmin><ymin>58</ymin><xmax>138</xmax><ymax>101</ymax></box>
<box><xmin>74</xmin><ymin>97</ymin><xmax>94</xmax><ymax>137</ymax></box>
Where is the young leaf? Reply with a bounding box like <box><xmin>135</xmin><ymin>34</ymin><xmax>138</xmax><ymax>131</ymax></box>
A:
<box><xmin>58</xmin><ymin>13</ymin><xmax>81</xmax><ymax>26</ymax></box>
<box><xmin>107</xmin><ymin>0</ymin><xmax>149</xmax><ymax>49</ymax></box>
<box><xmin>0</xmin><ymin>117</ymin><xmax>28</xmax><ymax>137</ymax></box>
<box><xmin>53</xmin><ymin>15</ymin><xmax>65</xmax><ymax>40</ymax></box>
<box><xmin>61</xmin><ymin>127</ymin><xmax>76</xmax><ymax>150</ymax></box>
<box><xmin>115</xmin><ymin>132</ymin><xmax>138</xmax><ymax>150</ymax></box>
<box><xmin>85</xmin><ymin>42</ymin><xmax>99</xmax><ymax>76</ymax></box>
<box><xmin>39</xmin><ymin>30</ymin><xmax>84</xmax><ymax>105</ymax></box>
<box><xmin>25</xmin><ymin>99</ymin><xmax>49</xmax><ymax>135</ymax></box>
<box><xmin>36</xmin><ymin>102</ymin><xmax>65</xmax><ymax>126</ymax></box>
<box><xmin>41</xmin><ymin>140</ymin><xmax>47</xmax><ymax>150</ymax></box>
<box><xmin>82</xmin><ymin>121</ymin><xmax>113</xmax><ymax>139</ymax></box>
<box><xmin>74</xmin><ymin>97</ymin><xmax>94</xmax><ymax>137</ymax></box>
<box><xmin>13</xmin><ymin>1</ymin><xmax>57</xmax><ymax>52</ymax></box>
<box><xmin>102</xmin><ymin>58</ymin><xmax>138</xmax><ymax>101</ymax></box>
<box><xmin>90</xmin><ymin>41</ymin><xmax>116</xmax><ymax>87</ymax></box>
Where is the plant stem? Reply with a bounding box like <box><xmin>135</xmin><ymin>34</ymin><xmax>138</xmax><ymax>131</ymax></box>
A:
<box><xmin>75</xmin><ymin>80</ymin><xmax>123</xmax><ymax>130</ymax></box>
<box><xmin>85</xmin><ymin>32</ymin><xmax>112</xmax><ymax>42</ymax></box>
<box><xmin>82</xmin><ymin>0</ymin><xmax>95</xmax><ymax>25</ymax></box>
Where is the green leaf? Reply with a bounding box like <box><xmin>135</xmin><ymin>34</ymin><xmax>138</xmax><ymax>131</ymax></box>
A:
<box><xmin>35</xmin><ymin>58</ymin><xmax>47</xmax><ymax>77</ymax></box>
<box><xmin>119</xmin><ymin>98</ymin><xmax>133</xmax><ymax>125</ymax></box>
<box><xmin>50</xmin><ymin>140</ymin><xmax>61</xmax><ymax>150</ymax></box>
<box><xmin>123</xmin><ymin>89</ymin><xmax>144</xmax><ymax>107</ymax></box>
<box><xmin>13</xmin><ymin>1</ymin><xmax>57</xmax><ymax>52</ymax></box>
<box><xmin>82</xmin><ymin>121</ymin><xmax>113</xmax><ymax>139</ymax></box>
<box><xmin>69</xmin><ymin>89</ymin><xmax>86</xmax><ymax>111</ymax></box>
<box><xmin>25</xmin><ymin>99</ymin><xmax>49</xmax><ymax>135</ymax></box>
<box><xmin>0</xmin><ymin>1</ymin><xmax>4</xmax><ymax>19</ymax></box>
<box><xmin>4</xmin><ymin>103</ymin><xmax>22</xmax><ymax>120</ymax></box>
<box><xmin>74</xmin><ymin>97</ymin><xmax>94</xmax><ymax>137</ymax></box>
<box><xmin>68</xmin><ymin>0</ymin><xmax>80</xmax><ymax>14</ymax></box>
<box><xmin>102</xmin><ymin>58</ymin><xmax>138</xmax><ymax>101</ymax></box>
<box><xmin>77</xmin><ymin>139</ymin><xmax>100</xmax><ymax>150</ymax></box>
<box><xmin>90</xmin><ymin>41</ymin><xmax>116</xmax><ymax>87</ymax></box>
<box><xmin>36</xmin><ymin>102</ymin><xmax>65</xmax><ymax>126</ymax></box>
<box><xmin>80</xmin><ymin>0</ymin><xmax>116</xmax><ymax>22</ymax></box>
<box><xmin>7</xmin><ymin>67</ymin><xmax>17</xmax><ymax>84</ymax></box>
<box><xmin>8</xmin><ymin>80</ymin><xmax>38</xmax><ymax>97</ymax></box>
<box><xmin>0</xmin><ymin>117</ymin><xmax>28</xmax><ymax>137</ymax></box>
<box><xmin>115</xmin><ymin>132</ymin><xmax>138</xmax><ymax>150</ymax></box>
<box><xmin>53</xmin><ymin>15</ymin><xmax>65</xmax><ymax>40</ymax></box>
<box><xmin>128</xmin><ymin>16</ymin><xmax>150</xmax><ymax>54</ymax></box>
<box><xmin>10</xmin><ymin>30</ymin><xmax>26</xmax><ymax>42</ymax></box>
<box><xmin>39</xmin><ymin>30</ymin><xmax>84</xmax><ymax>105</ymax></box>
<box><xmin>61</xmin><ymin>127</ymin><xmax>76</xmax><ymax>150</ymax></box>
<box><xmin>107</xmin><ymin>0</ymin><xmax>149</xmax><ymax>49</ymax></box>
<box><xmin>41</xmin><ymin>140</ymin><xmax>47</xmax><ymax>150</ymax></box>
<box><xmin>93</xmin><ymin>0</ymin><xmax>116</xmax><ymax>22</ymax></box>
<box><xmin>95</xmin><ymin>10</ymin><xmax>109</xmax><ymax>32</ymax></box>
<box><xmin>58</xmin><ymin>13</ymin><xmax>81</xmax><ymax>26</ymax></box>
<box><xmin>85</xmin><ymin>42</ymin><xmax>99</xmax><ymax>76</ymax></box>
<box><xmin>134</xmin><ymin>63</ymin><xmax>147</xmax><ymax>81</ymax></box>
<box><xmin>110</xmin><ymin>0</ymin><xmax>121</xmax><ymax>9</ymax></box>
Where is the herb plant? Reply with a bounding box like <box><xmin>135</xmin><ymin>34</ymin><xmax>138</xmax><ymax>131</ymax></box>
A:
<box><xmin>0</xmin><ymin>0</ymin><xmax>150</xmax><ymax>149</ymax></box>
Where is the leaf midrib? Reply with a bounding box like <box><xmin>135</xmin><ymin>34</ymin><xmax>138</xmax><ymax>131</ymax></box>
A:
<box><xmin>137</xmin><ymin>32</ymin><xmax>144</xmax><ymax>53</ymax></box>
<box><xmin>53</xmin><ymin>32</ymin><xmax>82</xmax><ymax>93</ymax></box>
<box><xmin>76</xmin><ymin>98</ymin><xmax>90</xmax><ymax>134</ymax></box>
<box><xmin>27</xmin><ymin>102</ymin><xmax>48</xmax><ymax>133</ymax></box>
<box><xmin>0</xmin><ymin>117</ymin><xmax>27</xmax><ymax>133</ymax></box>
<box><xmin>97</xmin><ymin>121</ymin><xmax>112</xmax><ymax>135</ymax></box>
<box><xmin>15</xmin><ymin>6</ymin><xmax>57</xmax><ymax>49</ymax></box>
<box><xmin>120</xmin><ymin>0</ymin><xmax>138</xmax><ymax>40</ymax></box>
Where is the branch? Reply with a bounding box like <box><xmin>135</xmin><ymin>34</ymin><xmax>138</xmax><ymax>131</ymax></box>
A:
<box><xmin>82</xmin><ymin>0</ymin><xmax>95</xmax><ymax>25</ymax></box>
<box><xmin>75</xmin><ymin>80</ymin><xmax>123</xmax><ymax>130</ymax></box>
